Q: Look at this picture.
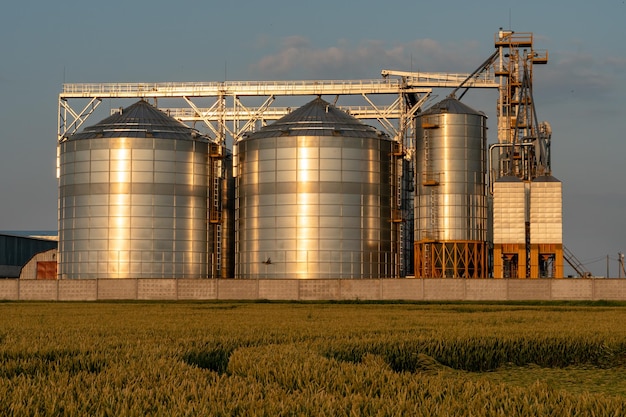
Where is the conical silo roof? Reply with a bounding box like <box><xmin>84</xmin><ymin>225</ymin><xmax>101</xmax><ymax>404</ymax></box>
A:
<box><xmin>244</xmin><ymin>97</ymin><xmax>389</xmax><ymax>140</ymax></box>
<box><xmin>420</xmin><ymin>96</ymin><xmax>485</xmax><ymax>117</ymax></box>
<box><xmin>67</xmin><ymin>100</ymin><xmax>207</xmax><ymax>141</ymax></box>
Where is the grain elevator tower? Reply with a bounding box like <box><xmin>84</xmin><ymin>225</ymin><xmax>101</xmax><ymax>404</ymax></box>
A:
<box><xmin>490</xmin><ymin>31</ymin><xmax>563</xmax><ymax>278</ymax></box>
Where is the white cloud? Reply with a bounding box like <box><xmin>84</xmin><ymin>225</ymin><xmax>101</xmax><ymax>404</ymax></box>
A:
<box><xmin>249</xmin><ymin>37</ymin><xmax>484</xmax><ymax>79</ymax></box>
<box><xmin>536</xmin><ymin>51</ymin><xmax>618</xmax><ymax>102</ymax></box>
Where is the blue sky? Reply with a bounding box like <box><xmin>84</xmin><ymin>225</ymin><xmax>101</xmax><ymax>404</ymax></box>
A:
<box><xmin>0</xmin><ymin>0</ymin><xmax>624</xmax><ymax>276</ymax></box>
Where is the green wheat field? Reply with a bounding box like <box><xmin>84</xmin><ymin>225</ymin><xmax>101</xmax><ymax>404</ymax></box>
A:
<box><xmin>1</xmin><ymin>301</ymin><xmax>626</xmax><ymax>416</ymax></box>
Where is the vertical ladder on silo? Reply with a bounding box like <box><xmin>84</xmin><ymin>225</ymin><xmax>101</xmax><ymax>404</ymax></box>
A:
<box><xmin>425</xmin><ymin>188</ymin><xmax>439</xmax><ymax>277</ymax></box>
<box><xmin>389</xmin><ymin>144</ymin><xmax>404</xmax><ymax>276</ymax></box>
<box><xmin>421</xmin><ymin>119</ymin><xmax>440</xmax><ymax>277</ymax></box>
<box><xmin>208</xmin><ymin>144</ymin><xmax>224</xmax><ymax>277</ymax></box>
<box><xmin>215</xmin><ymin>223</ymin><xmax>222</xmax><ymax>275</ymax></box>
<box><xmin>213</xmin><ymin>162</ymin><xmax>222</xmax><ymax>273</ymax></box>
<box><xmin>429</xmin><ymin>189</ymin><xmax>438</xmax><ymax>240</ymax></box>
<box><xmin>422</xmin><ymin>242</ymin><xmax>430</xmax><ymax>277</ymax></box>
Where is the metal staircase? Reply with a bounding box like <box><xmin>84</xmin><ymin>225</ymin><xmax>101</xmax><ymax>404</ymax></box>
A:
<box><xmin>563</xmin><ymin>246</ymin><xmax>592</xmax><ymax>277</ymax></box>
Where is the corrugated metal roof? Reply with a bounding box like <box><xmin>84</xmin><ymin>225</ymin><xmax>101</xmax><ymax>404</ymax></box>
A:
<box><xmin>243</xmin><ymin>97</ymin><xmax>389</xmax><ymax>140</ymax></box>
<box><xmin>67</xmin><ymin>100</ymin><xmax>209</xmax><ymax>141</ymax></box>
<box><xmin>420</xmin><ymin>97</ymin><xmax>485</xmax><ymax>117</ymax></box>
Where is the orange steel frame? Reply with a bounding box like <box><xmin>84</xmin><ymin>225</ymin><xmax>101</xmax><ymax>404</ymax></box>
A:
<box><xmin>415</xmin><ymin>241</ymin><xmax>486</xmax><ymax>278</ymax></box>
<box><xmin>530</xmin><ymin>243</ymin><xmax>563</xmax><ymax>278</ymax></box>
<box><xmin>493</xmin><ymin>243</ymin><xmax>527</xmax><ymax>279</ymax></box>
<box><xmin>493</xmin><ymin>243</ymin><xmax>563</xmax><ymax>278</ymax></box>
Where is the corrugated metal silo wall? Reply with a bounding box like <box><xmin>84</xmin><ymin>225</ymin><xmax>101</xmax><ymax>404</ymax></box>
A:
<box><xmin>235</xmin><ymin>135</ymin><xmax>398</xmax><ymax>279</ymax></box>
<box><xmin>58</xmin><ymin>137</ymin><xmax>210</xmax><ymax>279</ymax></box>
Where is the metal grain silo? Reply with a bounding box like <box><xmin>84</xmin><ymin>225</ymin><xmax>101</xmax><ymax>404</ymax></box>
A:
<box><xmin>58</xmin><ymin>100</ymin><xmax>212</xmax><ymax>279</ymax></box>
<box><xmin>235</xmin><ymin>97</ymin><xmax>399</xmax><ymax>279</ymax></box>
<box><xmin>414</xmin><ymin>97</ymin><xmax>487</xmax><ymax>278</ymax></box>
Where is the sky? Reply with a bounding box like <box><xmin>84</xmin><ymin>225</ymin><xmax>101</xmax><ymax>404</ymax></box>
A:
<box><xmin>0</xmin><ymin>0</ymin><xmax>624</xmax><ymax>277</ymax></box>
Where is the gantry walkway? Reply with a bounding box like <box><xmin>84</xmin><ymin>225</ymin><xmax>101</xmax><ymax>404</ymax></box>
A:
<box><xmin>58</xmin><ymin>72</ymin><xmax>498</xmax><ymax>144</ymax></box>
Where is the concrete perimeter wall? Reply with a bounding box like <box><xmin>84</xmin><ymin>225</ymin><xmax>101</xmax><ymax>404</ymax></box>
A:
<box><xmin>2</xmin><ymin>278</ymin><xmax>626</xmax><ymax>301</ymax></box>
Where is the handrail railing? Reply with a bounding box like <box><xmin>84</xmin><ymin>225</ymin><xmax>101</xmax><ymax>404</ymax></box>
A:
<box><xmin>61</xmin><ymin>79</ymin><xmax>412</xmax><ymax>97</ymax></box>
<box><xmin>563</xmin><ymin>246</ymin><xmax>592</xmax><ymax>278</ymax></box>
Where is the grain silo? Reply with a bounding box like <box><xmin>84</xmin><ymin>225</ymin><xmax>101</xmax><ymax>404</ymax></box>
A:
<box><xmin>58</xmin><ymin>100</ymin><xmax>215</xmax><ymax>279</ymax></box>
<box><xmin>235</xmin><ymin>97</ymin><xmax>400</xmax><ymax>279</ymax></box>
<box><xmin>414</xmin><ymin>97</ymin><xmax>487</xmax><ymax>278</ymax></box>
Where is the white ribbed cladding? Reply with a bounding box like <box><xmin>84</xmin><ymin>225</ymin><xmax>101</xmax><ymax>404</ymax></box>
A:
<box><xmin>58</xmin><ymin>100</ymin><xmax>211</xmax><ymax>279</ymax></box>
<box><xmin>530</xmin><ymin>176</ymin><xmax>562</xmax><ymax>244</ymax></box>
<box><xmin>493</xmin><ymin>177</ymin><xmax>526</xmax><ymax>244</ymax></box>
<box><xmin>235</xmin><ymin>98</ymin><xmax>398</xmax><ymax>279</ymax></box>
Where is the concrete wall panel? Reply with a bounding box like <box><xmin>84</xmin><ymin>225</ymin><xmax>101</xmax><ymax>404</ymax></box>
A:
<box><xmin>177</xmin><ymin>279</ymin><xmax>217</xmax><ymax>300</ymax></box>
<box><xmin>593</xmin><ymin>280</ymin><xmax>626</xmax><ymax>300</ymax></box>
<box><xmin>138</xmin><ymin>279</ymin><xmax>177</xmax><ymax>300</ymax></box>
<box><xmin>340</xmin><ymin>280</ymin><xmax>381</xmax><ymax>300</ymax></box>
<box><xmin>0</xmin><ymin>280</ymin><xmax>19</xmax><ymax>300</ymax></box>
<box><xmin>551</xmin><ymin>279</ymin><xmax>593</xmax><ymax>300</ymax></box>
<box><xmin>424</xmin><ymin>279</ymin><xmax>466</xmax><ymax>300</ymax></box>
<box><xmin>97</xmin><ymin>279</ymin><xmax>137</xmax><ymax>300</ymax></box>
<box><xmin>4</xmin><ymin>278</ymin><xmax>626</xmax><ymax>301</ymax></box>
<box><xmin>466</xmin><ymin>279</ymin><xmax>508</xmax><ymax>300</ymax></box>
<box><xmin>59</xmin><ymin>279</ymin><xmax>97</xmax><ymax>301</ymax></box>
<box><xmin>299</xmin><ymin>280</ymin><xmax>340</xmax><ymax>300</ymax></box>
<box><xmin>19</xmin><ymin>280</ymin><xmax>58</xmax><ymax>301</ymax></box>
<box><xmin>507</xmin><ymin>280</ymin><xmax>551</xmax><ymax>301</ymax></box>
<box><xmin>382</xmin><ymin>279</ymin><xmax>423</xmax><ymax>300</ymax></box>
<box><xmin>259</xmin><ymin>280</ymin><xmax>299</xmax><ymax>300</ymax></box>
<box><xmin>218</xmin><ymin>280</ymin><xmax>258</xmax><ymax>300</ymax></box>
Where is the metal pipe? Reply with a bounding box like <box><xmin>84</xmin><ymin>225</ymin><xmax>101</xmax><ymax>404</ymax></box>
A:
<box><xmin>488</xmin><ymin>142</ymin><xmax>535</xmax><ymax>193</ymax></box>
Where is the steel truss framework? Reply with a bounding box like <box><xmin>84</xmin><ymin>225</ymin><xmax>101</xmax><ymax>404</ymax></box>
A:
<box><xmin>415</xmin><ymin>241</ymin><xmax>487</xmax><ymax>279</ymax></box>
<box><xmin>58</xmin><ymin>73</ymin><xmax>499</xmax><ymax>150</ymax></box>
<box><xmin>493</xmin><ymin>31</ymin><xmax>550</xmax><ymax>182</ymax></box>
